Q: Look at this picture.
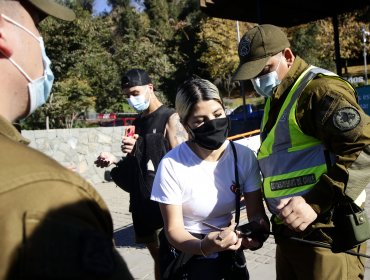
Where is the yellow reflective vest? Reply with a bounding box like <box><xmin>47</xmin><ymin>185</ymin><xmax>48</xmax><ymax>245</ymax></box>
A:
<box><xmin>257</xmin><ymin>66</ymin><xmax>355</xmax><ymax>215</ymax></box>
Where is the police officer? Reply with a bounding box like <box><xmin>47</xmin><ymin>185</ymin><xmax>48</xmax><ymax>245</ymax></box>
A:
<box><xmin>233</xmin><ymin>24</ymin><xmax>370</xmax><ymax>280</ymax></box>
<box><xmin>0</xmin><ymin>1</ymin><xmax>133</xmax><ymax>279</ymax></box>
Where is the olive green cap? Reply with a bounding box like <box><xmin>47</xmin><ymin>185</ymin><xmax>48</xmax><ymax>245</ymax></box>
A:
<box><xmin>233</xmin><ymin>24</ymin><xmax>290</xmax><ymax>81</ymax></box>
<box><xmin>27</xmin><ymin>0</ymin><xmax>76</xmax><ymax>21</ymax></box>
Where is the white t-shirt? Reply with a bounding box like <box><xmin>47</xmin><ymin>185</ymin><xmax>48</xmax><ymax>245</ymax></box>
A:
<box><xmin>151</xmin><ymin>140</ymin><xmax>261</xmax><ymax>234</ymax></box>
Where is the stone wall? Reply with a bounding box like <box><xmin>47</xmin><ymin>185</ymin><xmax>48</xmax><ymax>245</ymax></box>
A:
<box><xmin>21</xmin><ymin>127</ymin><xmax>127</xmax><ymax>184</ymax></box>
<box><xmin>20</xmin><ymin>126</ymin><xmax>262</xmax><ymax>185</ymax></box>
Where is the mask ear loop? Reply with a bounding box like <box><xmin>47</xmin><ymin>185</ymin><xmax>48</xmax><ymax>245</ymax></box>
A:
<box><xmin>275</xmin><ymin>53</ymin><xmax>283</xmax><ymax>72</ymax></box>
<box><xmin>7</xmin><ymin>57</ymin><xmax>33</xmax><ymax>82</ymax></box>
<box><xmin>186</xmin><ymin>124</ymin><xmax>195</xmax><ymax>140</ymax></box>
<box><xmin>1</xmin><ymin>14</ymin><xmax>41</xmax><ymax>42</ymax></box>
<box><xmin>1</xmin><ymin>14</ymin><xmax>42</xmax><ymax>82</ymax></box>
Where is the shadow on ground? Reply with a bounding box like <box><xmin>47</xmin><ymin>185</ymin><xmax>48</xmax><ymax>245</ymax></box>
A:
<box><xmin>113</xmin><ymin>224</ymin><xmax>145</xmax><ymax>249</ymax></box>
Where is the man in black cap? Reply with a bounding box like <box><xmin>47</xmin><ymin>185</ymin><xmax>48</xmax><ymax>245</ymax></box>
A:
<box><xmin>233</xmin><ymin>24</ymin><xmax>370</xmax><ymax>279</ymax></box>
<box><xmin>95</xmin><ymin>68</ymin><xmax>188</xmax><ymax>280</ymax></box>
<box><xmin>0</xmin><ymin>1</ymin><xmax>133</xmax><ymax>279</ymax></box>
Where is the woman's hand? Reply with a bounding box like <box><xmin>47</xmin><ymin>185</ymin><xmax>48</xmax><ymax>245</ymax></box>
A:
<box><xmin>239</xmin><ymin>218</ymin><xmax>270</xmax><ymax>251</ymax></box>
<box><xmin>243</xmin><ymin>189</ymin><xmax>271</xmax><ymax>250</ymax></box>
<box><xmin>201</xmin><ymin>223</ymin><xmax>242</xmax><ymax>256</ymax></box>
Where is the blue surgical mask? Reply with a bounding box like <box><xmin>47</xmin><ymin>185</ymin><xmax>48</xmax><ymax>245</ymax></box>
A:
<box><xmin>2</xmin><ymin>14</ymin><xmax>55</xmax><ymax>116</ymax></box>
<box><xmin>252</xmin><ymin>55</ymin><xmax>282</xmax><ymax>98</ymax></box>
<box><xmin>127</xmin><ymin>88</ymin><xmax>150</xmax><ymax>112</ymax></box>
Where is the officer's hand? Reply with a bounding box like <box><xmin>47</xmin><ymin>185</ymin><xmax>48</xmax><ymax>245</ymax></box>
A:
<box><xmin>276</xmin><ymin>196</ymin><xmax>317</xmax><ymax>232</ymax></box>
<box><xmin>121</xmin><ymin>134</ymin><xmax>138</xmax><ymax>154</ymax></box>
<box><xmin>94</xmin><ymin>152</ymin><xmax>118</xmax><ymax>168</ymax></box>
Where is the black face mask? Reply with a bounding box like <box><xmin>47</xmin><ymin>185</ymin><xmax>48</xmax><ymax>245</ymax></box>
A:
<box><xmin>189</xmin><ymin>118</ymin><xmax>229</xmax><ymax>150</ymax></box>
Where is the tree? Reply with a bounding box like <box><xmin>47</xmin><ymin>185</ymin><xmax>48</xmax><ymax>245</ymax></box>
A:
<box><xmin>23</xmin><ymin>0</ymin><xmax>368</xmax><ymax>130</ymax></box>
<box><xmin>162</xmin><ymin>0</ymin><xmax>206</xmax><ymax>104</ymax></box>
<box><xmin>22</xmin><ymin>5</ymin><xmax>122</xmax><ymax>129</ymax></box>
<box><xmin>197</xmin><ymin>18</ymin><xmax>239</xmax><ymax>80</ymax></box>
<box><xmin>289</xmin><ymin>23</ymin><xmax>335</xmax><ymax>71</ymax></box>
<box><xmin>289</xmin><ymin>11</ymin><xmax>369</xmax><ymax>73</ymax></box>
<box><xmin>195</xmin><ymin>18</ymin><xmax>254</xmax><ymax>98</ymax></box>
<box><xmin>46</xmin><ymin>77</ymin><xmax>95</xmax><ymax>128</ymax></box>
<box><xmin>316</xmin><ymin>12</ymin><xmax>369</xmax><ymax>74</ymax></box>
<box><xmin>145</xmin><ymin>0</ymin><xmax>173</xmax><ymax>40</ymax></box>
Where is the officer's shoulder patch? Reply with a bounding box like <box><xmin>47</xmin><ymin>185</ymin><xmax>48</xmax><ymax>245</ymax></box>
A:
<box><xmin>333</xmin><ymin>107</ymin><xmax>361</xmax><ymax>131</ymax></box>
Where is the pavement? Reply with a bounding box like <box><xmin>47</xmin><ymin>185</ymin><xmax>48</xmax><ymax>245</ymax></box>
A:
<box><xmin>94</xmin><ymin>181</ymin><xmax>370</xmax><ymax>280</ymax></box>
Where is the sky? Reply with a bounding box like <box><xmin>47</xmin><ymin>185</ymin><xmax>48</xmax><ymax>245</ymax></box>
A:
<box><xmin>93</xmin><ymin>0</ymin><xmax>143</xmax><ymax>15</ymax></box>
<box><xmin>93</xmin><ymin>0</ymin><xmax>112</xmax><ymax>15</ymax></box>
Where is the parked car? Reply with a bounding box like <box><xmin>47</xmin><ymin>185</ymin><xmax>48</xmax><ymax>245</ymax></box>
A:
<box><xmin>227</xmin><ymin>104</ymin><xmax>264</xmax><ymax>137</ymax></box>
<box><xmin>227</xmin><ymin>104</ymin><xmax>264</xmax><ymax>121</ymax></box>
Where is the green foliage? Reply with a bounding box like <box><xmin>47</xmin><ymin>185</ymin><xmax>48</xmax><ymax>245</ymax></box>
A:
<box><xmin>289</xmin><ymin>23</ymin><xmax>335</xmax><ymax>71</ymax></box>
<box><xmin>22</xmin><ymin>6</ymin><xmax>123</xmax><ymax>129</ymax></box>
<box><xmin>145</xmin><ymin>0</ymin><xmax>173</xmax><ymax>39</ymax></box>
<box><xmin>290</xmin><ymin>11</ymin><xmax>369</xmax><ymax>73</ymax></box>
<box><xmin>46</xmin><ymin>78</ymin><xmax>94</xmax><ymax>128</ymax></box>
<box><xmin>21</xmin><ymin>0</ymin><xmax>369</xmax><ymax>130</ymax></box>
<box><xmin>111</xmin><ymin>2</ymin><xmax>176</xmax><ymax>105</ymax></box>
<box><xmin>113</xmin><ymin>35</ymin><xmax>176</xmax><ymax>94</ymax></box>
<box><xmin>197</xmin><ymin>18</ymin><xmax>239</xmax><ymax>79</ymax></box>
<box><xmin>163</xmin><ymin>1</ymin><xmax>207</xmax><ymax>104</ymax></box>
<box><xmin>115</xmin><ymin>4</ymin><xmax>150</xmax><ymax>37</ymax></box>
<box><xmin>195</xmin><ymin>18</ymin><xmax>254</xmax><ymax>98</ymax></box>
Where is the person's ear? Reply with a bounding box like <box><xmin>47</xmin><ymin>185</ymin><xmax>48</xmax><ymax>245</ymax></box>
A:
<box><xmin>147</xmin><ymin>83</ymin><xmax>154</xmax><ymax>92</ymax></box>
<box><xmin>0</xmin><ymin>16</ymin><xmax>13</xmax><ymax>58</ymax></box>
<box><xmin>283</xmin><ymin>48</ymin><xmax>295</xmax><ymax>68</ymax></box>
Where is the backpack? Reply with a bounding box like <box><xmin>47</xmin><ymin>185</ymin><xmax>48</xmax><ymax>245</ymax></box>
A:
<box><xmin>110</xmin><ymin>107</ymin><xmax>174</xmax><ymax>199</ymax></box>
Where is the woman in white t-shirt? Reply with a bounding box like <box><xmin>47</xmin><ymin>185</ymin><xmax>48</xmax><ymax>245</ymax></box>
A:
<box><xmin>151</xmin><ymin>78</ymin><xmax>269</xmax><ymax>280</ymax></box>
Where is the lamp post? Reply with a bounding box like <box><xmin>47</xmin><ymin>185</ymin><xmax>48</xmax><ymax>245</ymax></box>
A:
<box><xmin>236</xmin><ymin>21</ymin><xmax>247</xmax><ymax>121</ymax></box>
<box><xmin>362</xmin><ymin>27</ymin><xmax>370</xmax><ymax>85</ymax></box>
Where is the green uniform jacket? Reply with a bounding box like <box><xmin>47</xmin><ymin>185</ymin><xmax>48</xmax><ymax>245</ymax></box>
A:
<box><xmin>0</xmin><ymin>115</ymin><xmax>133</xmax><ymax>279</ymax></box>
<box><xmin>265</xmin><ymin>57</ymin><xmax>370</xmax><ymax>237</ymax></box>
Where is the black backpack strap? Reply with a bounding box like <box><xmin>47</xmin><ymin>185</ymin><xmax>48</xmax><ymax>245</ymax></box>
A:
<box><xmin>229</xmin><ymin>141</ymin><xmax>241</xmax><ymax>229</ymax></box>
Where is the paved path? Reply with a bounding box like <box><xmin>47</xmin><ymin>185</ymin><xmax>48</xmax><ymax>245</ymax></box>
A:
<box><xmin>94</xmin><ymin>182</ymin><xmax>370</xmax><ymax>280</ymax></box>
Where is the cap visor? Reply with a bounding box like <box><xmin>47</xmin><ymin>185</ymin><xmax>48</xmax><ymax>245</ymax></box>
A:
<box><xmin>29</xmin><ymin>0</ymin><xmax>76</xmax><ymax>21</ymax></box>
<box><xmin>233</xmin><ymin>57</ymin><xmax>270</xmax><ymax>81</ymax></box>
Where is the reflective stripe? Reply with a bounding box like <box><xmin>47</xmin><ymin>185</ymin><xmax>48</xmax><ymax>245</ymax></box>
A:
<box><xmin>263</xmin><ymin>164</ymin><xmax>327</xmax><ymax>198</ymax></box>
<box><xmin>273</xmin><ymin>67</ymin><xmax>323</xmax><ymax>152</ymax></box>
<box><xmin>270</xmin><ymin>174</ymin><xmax>316</xmax><ymax>191</ymax></box>
<box><xmin>260</xmin><ymin>67</ymin><xmax>333</xmax><ymax>153</ymax></box>
<box><xmin>258</xmin><ymin>144</ymin><xmax>327</xmax><ymax>177</ymax></box>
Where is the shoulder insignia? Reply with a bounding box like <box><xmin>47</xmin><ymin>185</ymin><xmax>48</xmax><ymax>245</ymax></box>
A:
<box><xmin>333</xmin><ymin>107</ymin><xmax>361</xmax><ymax>131</ymax></box>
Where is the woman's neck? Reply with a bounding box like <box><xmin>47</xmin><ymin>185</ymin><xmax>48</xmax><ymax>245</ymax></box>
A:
<box><xmin>187</xmin><ymin>141</ymin><xmax>227</xmax><ymax>162</ymax></box>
